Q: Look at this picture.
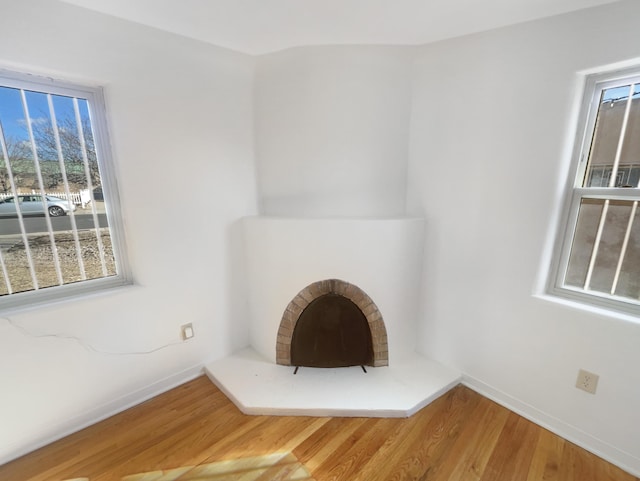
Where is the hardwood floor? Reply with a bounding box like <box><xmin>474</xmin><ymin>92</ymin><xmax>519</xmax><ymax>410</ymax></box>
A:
<box><xmin>0</xmin><ymin>376</ymin><xmax>636</xmax><ymax>481</ymax></box>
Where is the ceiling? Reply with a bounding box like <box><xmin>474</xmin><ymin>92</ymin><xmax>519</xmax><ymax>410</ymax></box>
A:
<box><xmin>61</xmin><ymin>0</ymin><xmax>620</xmax><ymax>55</ymax></box>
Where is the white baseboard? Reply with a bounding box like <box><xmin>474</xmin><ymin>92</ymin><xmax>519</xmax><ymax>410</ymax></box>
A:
<box><xmin>462</xmin><ymin>375</ymin><xmax>640</xmax><ymax>478</ymax></box>
<box><xmin>1</xmin><ymin>364</ymin><xmax>204</xmax><ymax>466</ymax></box>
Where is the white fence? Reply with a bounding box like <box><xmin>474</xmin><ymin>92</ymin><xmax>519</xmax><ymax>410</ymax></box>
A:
<box><xmin>0</xmin><ymin>189</ymin><xmax>91</xmax><ymax>206</ymax></box>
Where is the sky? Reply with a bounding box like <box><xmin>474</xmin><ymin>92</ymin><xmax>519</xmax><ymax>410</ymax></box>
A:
<box><xmin>0</xmin><ymin>86</ymin><xmax>91</xmax><ymax>148</ymax></box>
<box><xmin>601</xmin><ymin>83</ymin><xmax>640</xmax><ymax>103</ymax></box>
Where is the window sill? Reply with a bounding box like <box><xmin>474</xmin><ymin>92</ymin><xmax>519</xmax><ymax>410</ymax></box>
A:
<box><xmin>0</xmin><ymin>277</ymin><xmax>135</xmax><ymax>316</ymax></box>
<box><xmin>533</xmin><ymin>292</ymin><xmax>640</xmax><ymax>326</ymax></box>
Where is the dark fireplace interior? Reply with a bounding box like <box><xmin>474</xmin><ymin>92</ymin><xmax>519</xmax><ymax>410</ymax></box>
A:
<box><xmin>290</xmin><ymin>293</ymin><xmax>374</xmax><ymax>368</ymax></box>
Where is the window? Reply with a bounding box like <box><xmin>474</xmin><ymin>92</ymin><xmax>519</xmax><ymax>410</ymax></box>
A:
<box><xmin>0</xmin><ymin>69</ymin><xmax>129</xmax><ymax>310</ymax></box>
<box><xmin>551</xmin><ymin>67</ymin><xmax>640</xmax><ymax>315</ymax></box>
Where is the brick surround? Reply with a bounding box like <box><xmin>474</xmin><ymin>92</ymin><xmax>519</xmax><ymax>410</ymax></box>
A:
<box><xmin>276</xmin><ymin>279</ymin><xmax>389</xmax><ymax>367</ymax></box>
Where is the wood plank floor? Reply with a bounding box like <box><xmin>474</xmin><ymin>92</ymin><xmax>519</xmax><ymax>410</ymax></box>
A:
<box><xmin>0</xmin><ymin>376</ymin><xmax>636</xmax><ymax>481</ymax></box>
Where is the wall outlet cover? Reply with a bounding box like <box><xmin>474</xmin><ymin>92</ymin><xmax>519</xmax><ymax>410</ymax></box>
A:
<box><xmin>181</xmin><ymin>323</ymin><xmax>194</xmax><ymax>341</ymax></box>
<box><xmin>576</xmin><ymin>369</ymin><xmax>599</xmax><ymax>394</ymax></box>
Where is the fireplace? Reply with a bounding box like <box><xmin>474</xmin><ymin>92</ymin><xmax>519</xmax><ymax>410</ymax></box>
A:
<box><xmin>204</xmin><ymin>216</ymin><xmax>462</xmax><ymax>417</ymax></box>
<box><xmin>276</xmin><ymin>279</ymin><xmax>388</xmax><ymax>368</ymax></box>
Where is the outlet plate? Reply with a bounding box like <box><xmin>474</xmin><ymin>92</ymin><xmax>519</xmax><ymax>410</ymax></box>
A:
<box><xmin>576</xmin><ymin>369</ymin><xmax>599</xmax><ymax>394</ymax></box>
<box><xmin>181</xmin><ymin>323</ymin><xmax>194</xmax><ymax>341</ymax></box>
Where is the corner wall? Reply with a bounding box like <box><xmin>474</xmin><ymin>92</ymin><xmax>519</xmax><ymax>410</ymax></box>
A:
<box><xmin>406</xmin><ymin>0</ymin><xmax>640</xmax><ymax>473</ymax></box>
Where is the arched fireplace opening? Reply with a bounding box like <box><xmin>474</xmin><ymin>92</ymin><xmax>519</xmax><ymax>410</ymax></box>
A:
<box><xmin>276</xmin><ymin>279</ymin><xmax>388</xmax><ymax>368</ymax></box>
<box><xmin>291</xmin><ymin>293</ymin><xmax>373</xmax><ymax>368</ymax></box>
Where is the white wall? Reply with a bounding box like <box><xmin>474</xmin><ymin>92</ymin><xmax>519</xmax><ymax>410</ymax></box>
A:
<box><xmin>407</xmin><ymin>0</ymin><xmax>640</xmax><ymax>473</ymax></box>
<box><xmin>1</xmin><ymin>0</ymin><xmax>640</xmax><ymax>475</ymax></box>
<box><xmin>0</xmin><ymin>0</ymin><xmax>257</xmax><ymax>463</ymax></box>
<box><xmin>254</xmin><ymin>46</ymin><xmax>415</xmax><ymax>217</ymax></box>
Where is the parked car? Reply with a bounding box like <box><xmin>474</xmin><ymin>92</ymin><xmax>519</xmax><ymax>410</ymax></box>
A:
<box><xmin>0</xmin><ymin>194</ymin><xmax>76</xmax><ymax>217</ymax></box>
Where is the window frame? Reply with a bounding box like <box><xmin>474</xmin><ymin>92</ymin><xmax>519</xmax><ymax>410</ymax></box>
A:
<box><xmin>0</xmin><ymin>68</ymin><xmax>131</xmax><ymax>312</ymax></box>
<box><xmin>549</xmin><ymin>67</ymin><xmax>640</xmax><ymax>317</ymax></box>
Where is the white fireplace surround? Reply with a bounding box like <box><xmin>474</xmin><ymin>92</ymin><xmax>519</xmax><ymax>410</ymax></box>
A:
<box><xmin>243</xmin><ymin>216</ymin><xmax>426</xmax><ymax>362</ymax></box>
<box><xmin>205</xmin><ymin>216</ymin><xmax>461</xmax><ymax>416</ymax></box>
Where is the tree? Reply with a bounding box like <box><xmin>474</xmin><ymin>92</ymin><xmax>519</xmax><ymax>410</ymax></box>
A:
<box><xmin>30</xmin><ymin>115</ymin><xmax>101</xmax><ymax>189</ymax></box>
<box><xmin>1</xmin><ymin>104</ymin><xmax>101</xmax><ymax>193</ymax></box>
<box><xmin>0</xmin><ymin>135</ymin><xmax>30</xmax><ymax>193</ymax></box>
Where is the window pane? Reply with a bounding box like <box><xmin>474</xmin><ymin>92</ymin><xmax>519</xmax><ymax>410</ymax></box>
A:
<box><xmin>565</xmin><ymin>198</ymin><xmax>640</xmax><ymax>303</ymax></box>
<box><xmin>583</xmin><ymin>84</ymin><xmax>638</xmax><ymax>187</ymax></box>
<box><xmin>1</xmin><ymin>231</ymin><xmax>116</xmax><ymax>295</ymax></box>
<box><xmin>565</xmin><ymin>198</ymin><xmax>604</xmax><ymax>287</ymax></box>
<box><xmin>0</xmin><ymin>86</ymin><xmax>33</xmax><ymax>191</ymax></box>
<box><xmin>614</xmin><ymin>202</ymin><xmax>640</xmax><ymax>300</ymax></box>
<box><xmin>619</xmin><ymin>84</ymin><xmax>640</xmax><ymax>188</ymax></box>
<box><xmin>0</xmin><ymin>82</ymin><xmax>117</xmax><ymax>299</ymax></box>
<box><xmin>589</xmin><ymin>200</ymin><xmax>633</xmax><ymax>294</ymax></box>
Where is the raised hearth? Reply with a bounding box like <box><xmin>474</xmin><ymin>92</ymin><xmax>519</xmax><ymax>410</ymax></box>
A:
<box><xmin>205</xmin><ymin>347</ymin><xmax>461</xmax><ymax>417</ymax></box>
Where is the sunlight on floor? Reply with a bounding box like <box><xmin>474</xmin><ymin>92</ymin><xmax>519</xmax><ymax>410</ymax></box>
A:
<box><xmin>118</xmin><ymin>452</ymin><xmax>314</xmax><ymax>481</ymax></box>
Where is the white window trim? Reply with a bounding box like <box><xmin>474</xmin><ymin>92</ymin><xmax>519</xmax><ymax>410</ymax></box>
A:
<box><xmin>548</xmin><ymin>67</ymin><xmax>640</xmax><ymax>318</ymax></box>
<box><xmin>0</xmin><ymin>69</ymin><xmax>131</xmax><ymax>313</ymax></box>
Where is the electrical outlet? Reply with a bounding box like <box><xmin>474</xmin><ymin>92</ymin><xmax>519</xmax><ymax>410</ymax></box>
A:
<box><xmin>576</xmin><ymin>369</ymin><xmax>599</xmax><ymax>394</ymax></box>
<box><xmin>181</xmin><ymin>323</ymin><xmax>194</xmax><ymax>341</ymax></box>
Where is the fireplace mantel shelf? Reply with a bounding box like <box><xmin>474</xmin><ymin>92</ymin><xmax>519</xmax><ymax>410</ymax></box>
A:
<box><xmin>205</xmin><ymin>347</ymin><xmax>461</xmax><ymax>417</ymax></box>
